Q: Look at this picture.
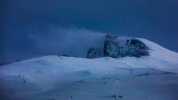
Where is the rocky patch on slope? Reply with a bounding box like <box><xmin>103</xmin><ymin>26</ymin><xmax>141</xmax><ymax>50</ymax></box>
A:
<box><xmin>87</xmin><ymin>35</ymin><xmax>149</xmax><ymax>58</ymax></box>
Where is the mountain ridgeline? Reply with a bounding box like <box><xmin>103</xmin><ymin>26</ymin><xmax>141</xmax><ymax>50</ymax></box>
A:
<box><xmin>87</xmin><ymin>35</ymin><xmax>149</xmax><ymax>58</ymax></box>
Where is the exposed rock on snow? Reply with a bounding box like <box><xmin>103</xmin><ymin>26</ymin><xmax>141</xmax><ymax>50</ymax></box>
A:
<box><xmin>86</xmin><ymin>48</ymin><xmax>103</xmax><ymax>58</ymax></box>
<box><xmin>87</xmin><ymin>35</ymin><xmax>149</xmax><ymax>58</ymax></box>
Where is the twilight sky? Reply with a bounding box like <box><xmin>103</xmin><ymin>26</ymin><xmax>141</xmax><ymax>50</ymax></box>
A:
<box><xmin>1</xmin><ymin>0</ymin><xmax>178</xmax><ymax>63</ymax></box>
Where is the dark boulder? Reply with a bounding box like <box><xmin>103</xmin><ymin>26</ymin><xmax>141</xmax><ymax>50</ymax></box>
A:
<box><xmin>86</xmin><ymin>48</ymin><xmax>103</xmax><ymax>58</ymax></box>
<box><xmin>86</xmin><ymin>48</ymin><xmax>97</xmax><ymax>58</ymax></box>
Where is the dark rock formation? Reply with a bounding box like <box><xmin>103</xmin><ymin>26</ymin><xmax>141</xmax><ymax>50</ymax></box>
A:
<box><xmin>86</xmin><ymin>48</ymin><xmax>104</xmax><ymax>58</ymax></box>
<box><xmin>87</xmin><ymin>35</ymin><xmax>149</xmax><ymax>58</ymax></box>
<box><xmin>87</xmin><ymin>48</ymin><xmax>97</xmax><ymax>58</ymax></box>
<box><xmin>104</xmin><ymin>35</ymin><xmax>120</xmax><ymax>58</ymax></box>
<box><xmin>104</xmin><ymin>35</ymin><xmax>149</xmax><ymax>58</ymax></box>
<box><xmin>125</xmin><ymin>39</ymin><xmax>149</xmax><ymax>57</ymax></box>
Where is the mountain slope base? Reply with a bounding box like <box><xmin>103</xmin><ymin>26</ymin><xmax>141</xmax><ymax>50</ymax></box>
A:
<box><xmin>0</xmin><ymin>55</ymin><xmax>178</xmax><ymax>100</ymax></box>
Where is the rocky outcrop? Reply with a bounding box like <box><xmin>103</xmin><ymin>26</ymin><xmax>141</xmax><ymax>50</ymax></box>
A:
<box><xmin>87</xmin><ymin>48</ymin><xmax>97</xmax><ymax>58</ymax></box>
<box><xmin>87</xmin><ymin>35</ymin><xmax>149</xmax><ymax>58</ymax></box>
<box><xmin>104</xmin><ymin>35</ymin><xmax>149</xmax><ymax>58</ymax></box>
<box><xmin>87</xmin><ymin>48</ymin><xmax>103</xmax><ymax>58</ymax></box>
<box><xmin>104</xmin><ymin>35</ymin><xmax>120</xmax><ymax>58</ymax></box>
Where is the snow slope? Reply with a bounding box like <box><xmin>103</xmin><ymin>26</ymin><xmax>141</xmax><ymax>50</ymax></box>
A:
<box><xmin>0</xmin><ymin>38</ymin><xmax>178</xmax><ymax>100</ymax></box>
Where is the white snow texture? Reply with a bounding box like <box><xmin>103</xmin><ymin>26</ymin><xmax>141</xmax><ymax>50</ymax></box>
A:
<box><xmin>0</xmin><ymin>36</ymin><xmax>178</xmax><ymax>100</ymax></box>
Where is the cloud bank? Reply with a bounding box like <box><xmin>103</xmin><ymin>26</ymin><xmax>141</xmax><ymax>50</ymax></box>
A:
<box><xmin>0</xmin><ymin>27</ymin><xmax>105</xmax><ymax>63</ymax></box>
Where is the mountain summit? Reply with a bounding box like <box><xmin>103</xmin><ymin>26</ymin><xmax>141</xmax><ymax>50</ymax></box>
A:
<box><xmin>0</xmin><ymin>35</ymin><xmax>178</xmax><ymax>100</ymax></box>
<box><xmin>87</xmin><ymin>35</ymin><xmax>149</xmax><ymax>58</ymax></box>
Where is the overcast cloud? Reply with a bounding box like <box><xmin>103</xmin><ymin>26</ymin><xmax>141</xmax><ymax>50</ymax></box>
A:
<box><xmin>1</xmin><ymin>0</ymin><xmax>178</xmax><ymax>63</ymax></box>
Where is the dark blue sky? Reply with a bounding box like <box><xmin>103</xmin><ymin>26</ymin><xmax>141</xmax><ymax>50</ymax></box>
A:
<box><xmin>1</xmin><ymin>0</ymin><xmax>178</xmax><ymax>63</ymax></box>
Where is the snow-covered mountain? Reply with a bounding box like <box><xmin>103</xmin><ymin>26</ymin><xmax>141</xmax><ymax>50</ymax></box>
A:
<box><xmin>0</xmin><ymin>35</ymin><xmax>178</xmax><ymax>100</ymax></box>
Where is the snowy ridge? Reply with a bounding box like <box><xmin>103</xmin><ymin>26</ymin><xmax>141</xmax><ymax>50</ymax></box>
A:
<box><xmin>140</xmin><ymin>38</ymin><xmax>178</xmax><ymax>64</ymax></box>
<box><xmin>0</xmin><ymin>38</ymin><xmax>178</xmax><ymax>100</ymax></box>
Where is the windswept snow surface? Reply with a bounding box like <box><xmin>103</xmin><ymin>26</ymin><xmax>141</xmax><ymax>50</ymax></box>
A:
<box><xmin>0</xmin><ymin>39</ymin><xmax>178</xmax><ymax>100</ymax></box>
